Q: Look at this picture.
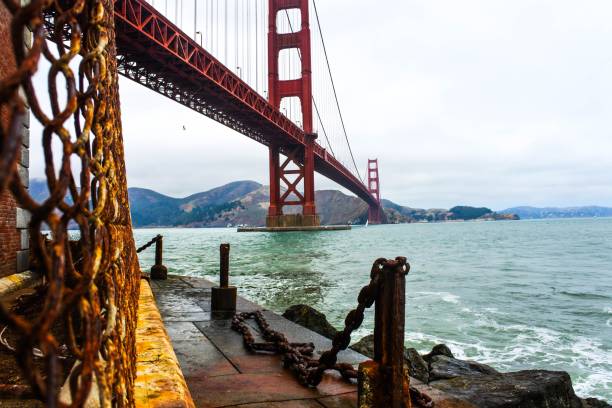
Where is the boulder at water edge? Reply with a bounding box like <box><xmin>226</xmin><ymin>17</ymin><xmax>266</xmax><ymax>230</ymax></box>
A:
<box><xmin>282</xmin><ymin>304</ymin><xmax>339</xmax><ymax>339</ymax></box>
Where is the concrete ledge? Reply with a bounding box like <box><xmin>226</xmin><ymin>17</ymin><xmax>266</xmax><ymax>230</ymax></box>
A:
<box><xmin>135</xmin><ymin>280</ymin><xmax>195</xmax><ymax>408</ymax></box>
<box><xmin>0</xmin><ymin>270</ymin><xmax>41</xmax><ymax>297</ymax></box>
<box><xmin>238</xmin><ymin>225</ymin><xmax>352</xmax><ymax>232</ymax></box>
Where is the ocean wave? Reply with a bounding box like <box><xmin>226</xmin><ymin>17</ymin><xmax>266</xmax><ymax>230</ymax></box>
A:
<box><xmin>573</xmin><ymin>372</ymin><xmax>612</xmax><ymax>400</ymax></box>
<box><xmin>559</xmin><ymin>291</ymin><xmax>611</xmax><ymax>300</ymax></box>
<box><xmin>414</xmin><ymin>291</ymin><xmax>460</xmax><ymax>304</ymax></box>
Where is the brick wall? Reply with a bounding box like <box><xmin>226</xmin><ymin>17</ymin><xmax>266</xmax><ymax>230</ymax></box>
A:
<box><xmin>0</xmin><ymin>193</ymin><xmax>18</xmax><ymax>277</ymax></box>
<box><xmin>0</xmin><ymin>2</ymin><xmax>30</xmax><ymax>278</ymax></box>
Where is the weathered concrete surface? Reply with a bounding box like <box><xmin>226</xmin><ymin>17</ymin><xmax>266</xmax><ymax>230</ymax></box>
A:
<box><xmin>150</xmin><ymin>275</ymin><xmax>361</xmax><ymax>408</ymax></box>
<box><xmin>135</xmin><ymin>280</ymin><xmax>195</xmax><ymax>407</ymax></box>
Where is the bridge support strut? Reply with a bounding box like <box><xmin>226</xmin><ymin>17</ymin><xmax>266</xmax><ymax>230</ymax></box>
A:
<box><xmin>266</xmin><ymin>0</ymin><xmax>320</xmax><ymax>228</ymax></box>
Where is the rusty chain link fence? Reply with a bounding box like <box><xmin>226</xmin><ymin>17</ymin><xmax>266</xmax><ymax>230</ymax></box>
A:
<box><xmin>0</xmin><ymin>0</ymin><xmax>140</xmax><ymax>406</ymax></box>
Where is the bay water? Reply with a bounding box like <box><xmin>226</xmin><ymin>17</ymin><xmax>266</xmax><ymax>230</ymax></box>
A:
<box><xmin>135</xmin><ymin>218</ymin><xmax>612</xmax><ymax>400</ymax></box>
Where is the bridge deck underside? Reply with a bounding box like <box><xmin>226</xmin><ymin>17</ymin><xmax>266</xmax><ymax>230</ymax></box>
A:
<box><xmin>113</xmin><ymin>0</ymin><xmax>377</xmax><ymax>207</ymax></box>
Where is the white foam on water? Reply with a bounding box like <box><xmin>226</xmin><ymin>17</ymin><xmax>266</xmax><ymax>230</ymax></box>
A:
<box><xmin>408</xmin><ymin>314</ymin><xmax>612</xmax><ymax>401</ymax></box>
<box><xmin>414</xmin><ymin>291</ymin><xmax>460</xmax><ymax>304</ymax></box>
<box><xmin>573</xmin><ymin>372</ymin><xmax>612</xmax><ymax>400</ymax></box>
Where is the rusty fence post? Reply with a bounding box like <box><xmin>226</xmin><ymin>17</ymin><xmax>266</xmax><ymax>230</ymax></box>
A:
<box><xmin>211</xmin><ymin>243</ymin><xmax>237</xmax><ymax>311</ymax></box>
<box><xmin>150</xmin><ymin>235</ymin><xmax>168</xmax><ymax>280</ymax></box>
<box><xmin>358</xmin><ymin>257</ymin><xmax>411</xmax><ymax>408</ymax></box>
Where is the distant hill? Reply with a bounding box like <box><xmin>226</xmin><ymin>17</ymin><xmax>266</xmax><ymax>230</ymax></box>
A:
<box><xmin>380</xmin><ymin>201</ymin><xmax>517</xmax><ymax>222</ymax></box>
<box><xmin>28</xmin><ymin>178</ymin><xmax>521</xmax><ymax>227</ymax></box>
<box><xmin>128</xmin><ymin>184</ymin><xmax>377</xmax><ymax>227</ymax></box>
<box><xmin>128</xmin><ymin>181</ymin><xmax>261</xmax><ymax>227</ymax></box>
<box><xmin>500</xmin><ymin>206</ymin><xmax>612</xmax><ymax>219</ymax></box>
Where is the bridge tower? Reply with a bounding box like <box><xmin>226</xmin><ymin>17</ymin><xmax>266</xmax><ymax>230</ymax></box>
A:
<box><xmin>266</xmin><ymin>0</ymin><xmax>320</xmax><ymax>228</ymax></box>
<box><xmin>367</xmin><ymin>159</ymin><xmax>383</xmax><ymax>224</ymax></box>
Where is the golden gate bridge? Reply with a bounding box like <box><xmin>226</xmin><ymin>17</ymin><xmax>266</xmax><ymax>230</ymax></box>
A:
<box><xmin>113</xmin><ymin>0</ymin><xmax>384</xmax><ymax>226</ymax></box>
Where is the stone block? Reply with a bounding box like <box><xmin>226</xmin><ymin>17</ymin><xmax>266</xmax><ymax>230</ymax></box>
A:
<box><xmin>20</xmin><ymin>229</ymin><xmax>28</xmax><ymax>250</ymax></box>
<box><xmin>23</xmin><ymin>27</ymin><xmax>31</xmax><ymax>49</ymax></box>
<box><xmin>16</xmin><ymin>249</ymin><xmax>29</xmax><ymax>273</ymax></box>
<box><xmin>21</xmin><ymin>125</ymin><xmax>29</xmax><ymax>147</ymax></box>
<box><xmin>18</xmin><ymin>164</ymin><xmax>28</xmax><ymax>188</ymax></box>
<box><xmin>16</xmin><ymin>207</ymin><xmax>31</xmax><ymax>229</ymax></box>
<box><xmin>20</xmin><ymin>145</ymin><xmax>28</xmax><ymax>167</ymax></box>
<box><xmin>22</xmin><ymin>109</ymin><xmax>29</xmax><ymax>129</ymax></box>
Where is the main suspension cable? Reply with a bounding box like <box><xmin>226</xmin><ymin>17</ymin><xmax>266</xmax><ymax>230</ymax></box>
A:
<box><xmin>312</xmin><ymin>0</ymin><xmax>363</xmax><ymax>182</ymax></box>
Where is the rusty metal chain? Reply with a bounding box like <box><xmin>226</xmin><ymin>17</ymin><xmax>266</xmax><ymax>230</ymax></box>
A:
<box><xmin>0</xmin><ymin>0</ymin><xmax>140</xmax><ymax>406</ymax></box>
<box><xmin>312</xmin><ymin>258</ymin><xmax>390</xmax><ymax>384</ymax></box>
<box><xmin>136</xmin><ymin>235</ymin><xmax>162</xmax><ymax>253</ymax></box>
<box><xmin>232</xmin><ymin>258</ymin><xmax>386</xmax><ymax>386</ymax></box>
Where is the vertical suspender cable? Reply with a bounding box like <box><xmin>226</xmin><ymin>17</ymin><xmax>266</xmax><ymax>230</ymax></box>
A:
<box><xmin>225</xmin><ymin>0</ymin><xmax>228</xmax><ymax>64</ymax></box>
<box><xmin>311</xmin><ymin>0</ymin><xmax>363</xmax><ymax>181</ymax></box>
<box><xmin>216</xmin><ymin>0</ymin><xmax>219</xmax><ymax>55</ymax></box>
<box><xmin>255</xmin><ymin>0</ymin><xmax>259</xmax><ymax>92</ymax></box>
<box><xmin>235</xmin><ymin>0</ymin><xmax>238</xmax><ymax>73</ymax></box>
<box><xmin>247</xmin><ymin>0</ymin><xmax>251</xmax><ymax>84</ymax></box>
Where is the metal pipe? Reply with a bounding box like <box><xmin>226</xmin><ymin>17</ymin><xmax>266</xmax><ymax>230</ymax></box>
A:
<box><xmin>220</xmin><ymin>243</ymin><xmax>230</xmax><ymax>288</ymax></box>
<box><xmin>154</xmin><ymin>235</ymin><xmax>163</xmax><ymax>266</ymax></box>
<box><xmin>373</xmin><ymin>258</ymin><xmax>408</xmax><ymax>407</ymax></box>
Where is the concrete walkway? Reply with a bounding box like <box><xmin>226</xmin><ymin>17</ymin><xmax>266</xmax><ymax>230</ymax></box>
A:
<box><xmin>150</xmin><ymin>275</ymin><xmax>365</xmax><ymax>408</ymax></box>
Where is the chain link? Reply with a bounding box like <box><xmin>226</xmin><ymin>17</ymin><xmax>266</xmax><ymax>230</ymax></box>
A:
<box><xmin>0</xmin><ymin>0</ymin><xmax>140</xmax><ymax>406</ymax></box>
<box><xmin>232</xmin><ymin>258</ymin><xmax>386</xmax><ymax>386</ymax></box>
<box><xmin>136</xmin><ymin>235</ymin><xmax>162</xmax><ymax>253</ymax></box>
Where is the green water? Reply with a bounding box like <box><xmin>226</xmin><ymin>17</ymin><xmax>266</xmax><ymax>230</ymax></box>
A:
<box><xmin>135</xmin><ymin>218</ymin><xmax>612</xmax><ymax>400</ymax></box>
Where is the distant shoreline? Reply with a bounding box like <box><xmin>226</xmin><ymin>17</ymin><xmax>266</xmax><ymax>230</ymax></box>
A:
<box><xmin>130</xmin><ymin>216</ymin><xmax>612</xmax><ymax>230</ymax></box>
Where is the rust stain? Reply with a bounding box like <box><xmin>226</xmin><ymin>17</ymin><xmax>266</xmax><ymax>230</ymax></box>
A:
<box><xmin>135</xmin><ymin>281</ymin><xmax>195</xmax><ymax>408</ymax></box>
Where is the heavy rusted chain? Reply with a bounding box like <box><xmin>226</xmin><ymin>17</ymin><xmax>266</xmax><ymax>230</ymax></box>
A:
<box><xmin>0</xmin><ymin>0</ymin><xmax>140</xmax><ymax>406</ymax></box>
<box><xmin>232</xmin><ymin>258</ymin><xmax>386</xmax><ymax>386</ymax></box>
<box><xmin>312</xmin><ymin>258</ymin><xmax>391</xmax><ymax>384</ymax></box>
<box><xmin>136</xmin><ymin>235</ymin><xmax>162</xmax><ymax>253</ymax></box>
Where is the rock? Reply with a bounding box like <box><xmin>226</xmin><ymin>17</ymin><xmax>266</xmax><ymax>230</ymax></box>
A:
<box><xmin>282</xmin><ymin>304</ymin><xmax>338</xmax><ymax>339</ymax></box>
<box><xmin>404</xmin><ymin>347</ymin><xmax>429</xmax><ymax>383</ymax></box>
<box><xmin>422</xmin><ymin>343</ymin><xmax>454</xmax><ymax>362</ymax></box>
<box><xmin>430</xmin><ymin>370</ymin><xmax>584</xmax><ymax>408</ymax></box>
<box><xmin>581</xmin><ymin>398</ymin><xmax>611</xmax><ymax>408</ymax></box>
<box><xmin>428</xmin><ymin>355</ymin><xmax>499</xmax><ymax>381</ymax></box>
<box><xmin>350</xmin><ymin>334</ymin><xmax>374</xmax><ymax>358</ymax></box>
<box><xmin>351</xmin><ymin>338</ymin><xmax>430</xmax><ymax>383</ymax></box>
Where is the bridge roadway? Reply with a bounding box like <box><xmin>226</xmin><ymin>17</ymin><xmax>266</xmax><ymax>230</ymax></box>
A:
<box><xmin>113</xmin><ymin>0</ymin><xmax>378</xmax><ymax>208</ymax></box>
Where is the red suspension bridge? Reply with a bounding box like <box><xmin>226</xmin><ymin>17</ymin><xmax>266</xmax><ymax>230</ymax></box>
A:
<box><xmin>113</xmin><ymin>0</ymin><xmax>384</xmax><ymax>226</ymax></box>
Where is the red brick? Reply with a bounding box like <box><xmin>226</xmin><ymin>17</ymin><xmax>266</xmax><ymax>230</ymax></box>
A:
<box><xmin>0</xmin><ymin>1</ymin><xmax>20</xmax><ymax>278</ymax></box>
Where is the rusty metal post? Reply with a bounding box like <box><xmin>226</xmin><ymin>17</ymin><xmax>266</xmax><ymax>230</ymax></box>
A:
<box><xmin>220</xmin><ymin>243</ymin><xmax>230</xmax><ymax>288</ymax></box>
<box><xmin>150</xmin><ymin>235</ymin><xmax>168</xmax><ymax>280</ymax></box>
<box><xmin>358</xmin><ymin>257</ymin><xmax>411</xmax><ymax>408</ymax></box>
<box><xmin>211</xmin><ymin>243</ymin><xmax>237</xmax><ymax>311</ymax></box>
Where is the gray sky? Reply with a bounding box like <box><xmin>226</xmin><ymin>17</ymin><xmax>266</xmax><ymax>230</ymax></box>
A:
<box><xmin>31</xmin><ymin>0</ymin><xmax>612</xmax><ymax>210</ymax></box>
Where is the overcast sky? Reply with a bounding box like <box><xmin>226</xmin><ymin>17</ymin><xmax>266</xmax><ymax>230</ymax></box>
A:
<box><xmin>30</xmin><ymin>0</ymin><xmax>612</xmax><ymax>210</ymax></box>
